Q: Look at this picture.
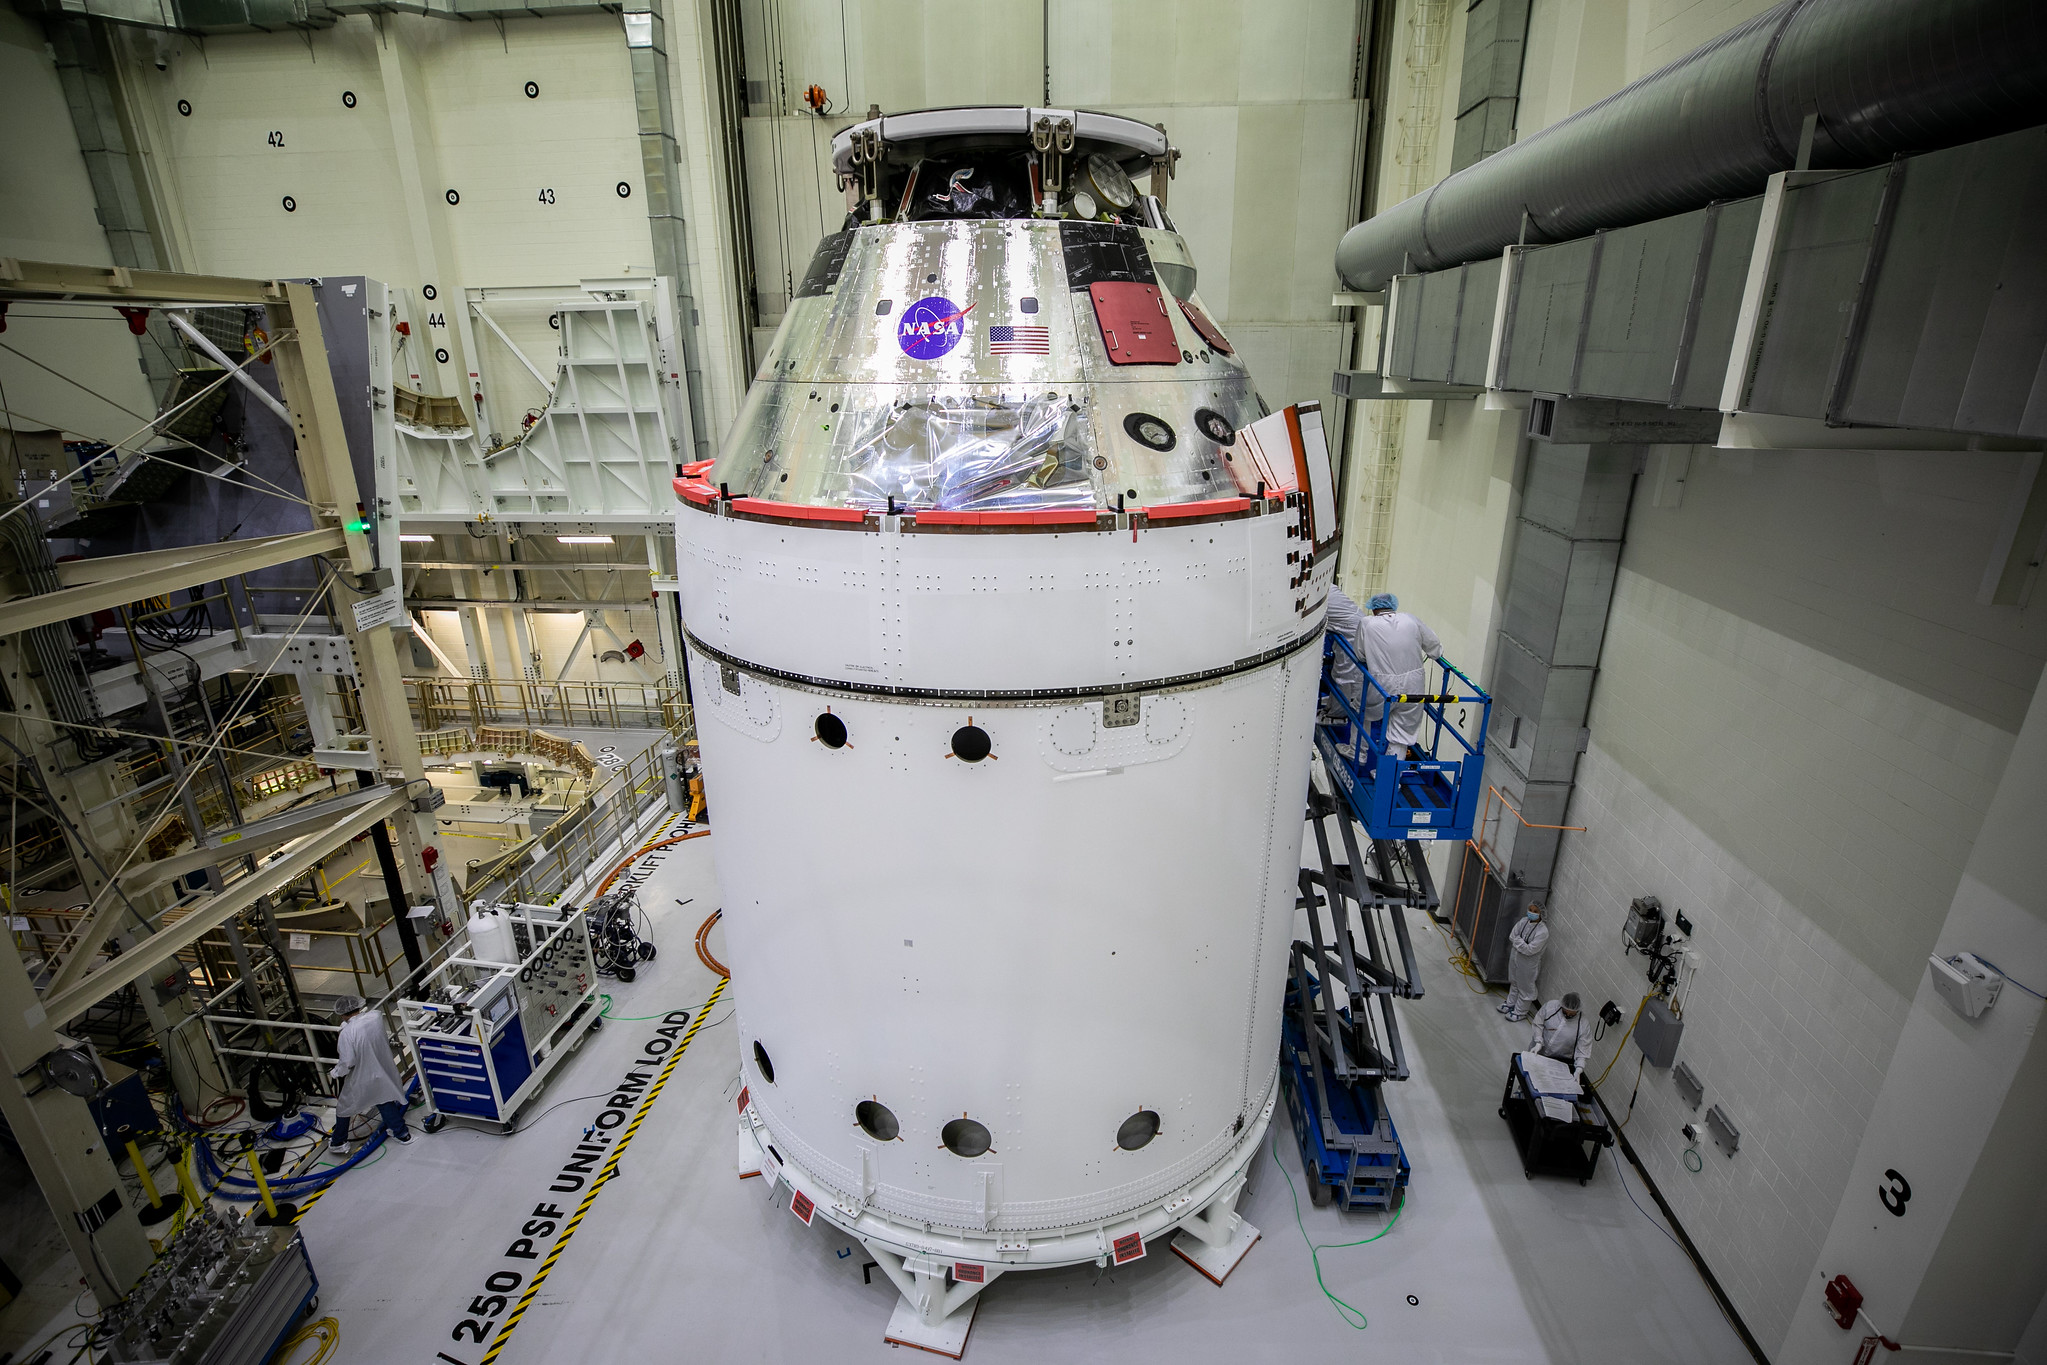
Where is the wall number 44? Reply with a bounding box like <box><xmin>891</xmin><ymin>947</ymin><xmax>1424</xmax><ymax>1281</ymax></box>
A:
<box><xmin>537</xmin><ymin>187</ymin><xmax>556</xmax><ymax>204</ymax></box>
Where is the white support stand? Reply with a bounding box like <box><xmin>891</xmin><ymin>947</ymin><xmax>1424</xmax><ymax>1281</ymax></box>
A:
<box><xmin>736</xmin><ymin>1103</ymin><xmax>762</xmax><ymax>1179</ymax></box>
<box><xmin>1169</xmin><ymin>1174</ymin><xmax>1260</xmax><ymax>1286</ymax></box>
<box><xmin>867</xmin><ymin>1244</ymin><xmax>1000</xmax><ymax>1359</ymax></box>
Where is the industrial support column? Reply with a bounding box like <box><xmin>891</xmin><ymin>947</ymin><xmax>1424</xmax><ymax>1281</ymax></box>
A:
<box><xmin>624</xmin><ymin>0</ymin><xmax>708</xmax><ymax>461</ymax></box>
<box><xmin>1454</xmin><ymin>437</ymin><xmax>1634</xmax><ymax>978</ymax></box>
<box><xmin>269</xmin><ymin>282</ymin><xmax>444</xmax><ymax>927</ymax></box>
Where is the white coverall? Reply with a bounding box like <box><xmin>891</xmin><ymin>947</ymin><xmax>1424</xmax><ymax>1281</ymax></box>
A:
<box><xmin>1356</xmin><ymin>610</ymin><xmax>1443</xmax><ymax>749</ymax></box>
<box><xmin>1529</xmin><ymin>1001</ymin><xmax>1593</xmax><ymax>1075</ymax></box>
<box><xmin>333</xmin><ymin>1010</ymin><xmax>407</xmax><ymax>1139</ymax></box>
<box><xmin>1324</xmin><ymin>588</ymin><xmax>1367</xmax><ymax>713</ymax></box>
<box><xmin>1504</xmin><ymin>915</ymin><xmax>1549</xmax><ymax>1020</ymax></box>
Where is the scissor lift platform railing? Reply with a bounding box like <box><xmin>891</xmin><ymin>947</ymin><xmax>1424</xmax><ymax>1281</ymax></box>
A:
<box><xmin>1317</xmin><ymin>635</ymin><xmax>1490</xmax><ymax>844</ymax></box>
<box><xmin>1280</xmin><ymin>781</ymin><xmax>1432</xmax><ymax>1212</ymax></box>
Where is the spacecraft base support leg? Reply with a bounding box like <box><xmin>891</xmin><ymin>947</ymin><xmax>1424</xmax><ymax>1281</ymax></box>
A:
<box><xmin>736</xmin><ymin>1110</ymin><xmax>763</xmax><ymax>1179</ymax></box>
<box><xmin>868</xmin><ymin>1244</ymin><xmax>998</xmax><ymax>1359</ymax></box>
<box><xmin>1169</xmin><ymin>1171</ymin><xmax>1261</xmax><ymax>1285</ymax></box>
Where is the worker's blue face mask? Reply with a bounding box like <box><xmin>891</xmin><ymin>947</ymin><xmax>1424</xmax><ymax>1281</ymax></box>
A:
<box><xmin>1526</xmin><ymin>911</ymin><xmax>1540</xmax><ymax>921</ymax></box>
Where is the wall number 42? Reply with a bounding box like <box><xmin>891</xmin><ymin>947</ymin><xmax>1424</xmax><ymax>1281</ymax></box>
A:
<box><xmin>266</xmin><ymin>130</ymin><xmax>285</xmax><ymax>148</ymax></box>
<box><xmin>536</xmin><ymin>187</ymin><xmax>556</xmax><ymax>204</ymax></box>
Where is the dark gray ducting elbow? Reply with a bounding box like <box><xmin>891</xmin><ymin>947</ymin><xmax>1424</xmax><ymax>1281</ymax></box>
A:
<box><xmin>1335</xmin><ymin>0</ymin><xmax>2047</xmax><ymax>291</ymax></box>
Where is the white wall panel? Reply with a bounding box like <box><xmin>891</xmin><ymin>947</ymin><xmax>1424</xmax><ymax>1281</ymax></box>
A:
<box><xmin>145</xmin><ymin>15</ymin><xmax>646</xmax><ymax>292</ymax></box>
<box><xmin>139</xmin><ymin>21</ymin><xmax>412</xmax><ymax>284</ymax></box>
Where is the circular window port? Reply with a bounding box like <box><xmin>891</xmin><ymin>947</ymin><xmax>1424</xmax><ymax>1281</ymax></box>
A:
<box><xmin>856</xmin><ymin>1099</ymin><xmax>899</xmax><ymax>1142</ymax></box>
<box><xmin>941</xmin><ymin>1118</ymin><xmax>992</xmax><ymax>1158</ymax></box>
<box><xmin>752</xmin><ymin>1041</ymin><xmax>775</xmax><ymax>1084</ymax></box>
<box><xmin>814</xmin><ymin>712</ymin><xmax>848</xmax><ymax>749</ymax></box>
<box><xmin>951</xmin><ymin>725</ymin><xmax>991</xmax><ymax>762</ymax></box>
<box><xmin>1123</xmin><ymin>411</ymin><xmax>1177</xmax><ymax>452</ymax></box>
<box><xmin>1194</xmin><ymin>407</ymin><xmax>1235</xmax><ymax>445</ymax></box>
<box><xmin>1117</xmin><ymin>1110</ymin><xmax>1162</xmax><ymax>1151</ymax></box>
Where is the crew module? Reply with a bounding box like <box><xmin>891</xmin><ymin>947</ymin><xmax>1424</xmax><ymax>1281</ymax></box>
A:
<box><xmin>674</xmin><ymin>106</ymin><xmax>1338</xmax><ymax>1355</ymax></box>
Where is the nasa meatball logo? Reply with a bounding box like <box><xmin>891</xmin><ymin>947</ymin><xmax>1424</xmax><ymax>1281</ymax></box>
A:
<box><xmin>897</xmin><ymin>295</ymin><xmax>972</xmax><ymax>360</ymax></box>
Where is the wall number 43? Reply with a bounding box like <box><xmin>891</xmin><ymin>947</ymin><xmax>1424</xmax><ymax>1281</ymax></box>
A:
<box><xmin>537</xmin><ymin>187</ymin><xmax>556</xmax><ymax>204</ymax></box>
<box><xmin>266</xmin><ymin>130</ymin><xmax>285</xmax><ymax>148</ymax></box>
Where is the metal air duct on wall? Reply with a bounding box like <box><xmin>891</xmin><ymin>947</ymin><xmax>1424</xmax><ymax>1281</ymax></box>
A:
<box><xmin>1336</xmin><ymin>0</ymin><xmax>2047</xmax><ymax>291</ymax></box>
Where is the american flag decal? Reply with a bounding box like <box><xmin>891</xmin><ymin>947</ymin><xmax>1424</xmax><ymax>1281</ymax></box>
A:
<box><xmin>989</xmin><ymin>324</ymin><xmax>1051</xmax><ymax>355</ymax></box>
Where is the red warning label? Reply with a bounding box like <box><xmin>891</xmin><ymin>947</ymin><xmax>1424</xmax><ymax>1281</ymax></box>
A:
<box><xmin>1112</xmin><ymin>1231</ymin><xmax>1146</xmax><ymax>1265</ymax></box>
<box><xmin>736</xmin><ymin>1085</ymin><xmax>750</xmax><ymax>1113</ymax></box>
<box><xmin>790</xmin><ymin>1190</ymin><xmax>815</xmax><ymax>1225</ymax></box>
<box><xmin>952</xmin><ymin>1262</ymin><xmax>985</xmax><ymax>1284</ymax></box>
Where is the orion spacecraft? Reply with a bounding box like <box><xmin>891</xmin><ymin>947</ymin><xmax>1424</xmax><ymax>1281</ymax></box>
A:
<box><xmin>674</xmin><ymin>106</ymin><xmax>1337</xmax><ymax>1355</ymax></box>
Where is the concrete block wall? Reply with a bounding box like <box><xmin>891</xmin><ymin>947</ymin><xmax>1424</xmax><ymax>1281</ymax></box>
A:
<box><xmin>1519</xmin><ymin>439</ymin><xmax>2047</xmax><ymax>1350</ymax></box>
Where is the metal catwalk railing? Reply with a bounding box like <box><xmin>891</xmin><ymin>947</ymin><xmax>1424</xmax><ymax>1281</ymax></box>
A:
<box><xmin>459</xmin><ymin>720</ymin><xmax>688</xmax><ymax>909</ymax></box>
<box><xmin>404</xmin><ymin>677</ymin><xmax>690</xmax><ymax>733</ymax></box>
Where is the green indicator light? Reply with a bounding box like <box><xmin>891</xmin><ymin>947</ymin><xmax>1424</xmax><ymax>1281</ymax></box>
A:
<box><xmin>346</xmin><ymin>519</ymin><xmax>370</xmax><ymax>533</ymax></box>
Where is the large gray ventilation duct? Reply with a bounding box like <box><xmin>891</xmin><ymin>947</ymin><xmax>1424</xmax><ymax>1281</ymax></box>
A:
<box><xmin>1336</xmin><ymin>0</ymin><xmax>2047</xmax><ymax>291</ymax></box>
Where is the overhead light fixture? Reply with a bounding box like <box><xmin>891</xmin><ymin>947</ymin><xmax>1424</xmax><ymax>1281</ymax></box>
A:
<box><xmin>399</xmin><ymin>534</ymin><xmax>435</xmax><ymax>543</ymax></box>
<box><xmin>556</xmin><ymin>535</ymin><xmax>614</xmax><ymax>545</ymax></box>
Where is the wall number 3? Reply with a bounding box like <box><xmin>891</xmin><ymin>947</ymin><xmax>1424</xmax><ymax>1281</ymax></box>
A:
<box><xmin>266</xmin><ymin>130</ymin><xmax>285</xmax><ymax>148</ymax></box>
<box><xmin>1880</xmin><ymin>1169</ymin><xmax>1911</xmax><ymax>1217</ymax></box>
<box><xmin>537</xmin><ymin>187</ymin><xmax>556</xmax><ymax>205</ymax></box>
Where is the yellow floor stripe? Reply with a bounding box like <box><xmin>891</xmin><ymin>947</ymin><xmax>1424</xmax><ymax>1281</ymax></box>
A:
<box><xmin>478</xmin><ymin>974</ymin><xmax>728</xmax><ymax>1364</ymax></box>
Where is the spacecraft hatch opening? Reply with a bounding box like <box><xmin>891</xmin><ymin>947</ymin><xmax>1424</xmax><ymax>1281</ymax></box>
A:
<box><xmin>753</xmin><ymin>1041</ymin><xmax>776</xmax><ymax>1084</ymax></box>
<box><xmin>942</xmin><ymin>1118</ymin><xmax>993</xmax><ymax>1158</ymax></box>
<box><xmin>1117</xmin><ymin>1110</ymin><xmax>1162</xmax><ymax>1151</ymax></box>
<box><xmin>856</xmin><ymin>1100</ymin><xmax>900</xmax><ymax>1142</ymax></box>
<box><xmin>950</xmin><ymin>725</ymin><xmax>992</xmax><ymax>762</ymax></box>
<box><xmin>814</xmin><ymin>712</ymin><xmax>848</xmax><ymax>749</ymax></box>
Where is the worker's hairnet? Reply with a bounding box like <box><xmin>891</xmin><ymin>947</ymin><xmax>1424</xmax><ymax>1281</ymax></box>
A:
<box><xmin>333</xmin><ymin>995</ymin><xmax>366</xmax><ymax>1017</ymax></box>
<box><xmin>1561</xmin><ymin>992</ymin><xmax>1581</xmax><ymax>1012</ymax></box>
<box><xmin>1367</xmin><ymin>592</ymin><xmax>1398</xmax><ymax>612</ymax></box>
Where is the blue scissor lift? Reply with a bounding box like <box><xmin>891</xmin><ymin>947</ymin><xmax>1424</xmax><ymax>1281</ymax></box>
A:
<box><xmin>1280</xmin><ymin>637</ymin><xmax>1491</xmax><ymax>1210</ymax></box>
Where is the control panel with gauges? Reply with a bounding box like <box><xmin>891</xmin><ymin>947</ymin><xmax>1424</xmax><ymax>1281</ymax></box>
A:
<box><xmin>399</xmin><ymin>903</ymin><xmax>600</xmax><ymax>1134</ymax></box>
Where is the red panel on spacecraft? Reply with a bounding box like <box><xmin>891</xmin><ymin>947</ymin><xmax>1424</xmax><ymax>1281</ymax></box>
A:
<box><xmin>1088</xmin><ymin>282</ymin><xmax>1181</xmax><ymax>365</ymax></box>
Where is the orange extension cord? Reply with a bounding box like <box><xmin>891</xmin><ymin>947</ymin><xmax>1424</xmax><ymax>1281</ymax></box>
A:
<box><xmin>694</xmin><ymin>909</ymin><xmax>727</xmax><ymax>979</ymax></box>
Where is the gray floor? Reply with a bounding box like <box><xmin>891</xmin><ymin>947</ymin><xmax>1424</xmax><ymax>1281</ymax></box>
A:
<box><xmin>281</xmin><ymin>831</ymin><xmax>1753</xmax><ymax>1365</ymax></box>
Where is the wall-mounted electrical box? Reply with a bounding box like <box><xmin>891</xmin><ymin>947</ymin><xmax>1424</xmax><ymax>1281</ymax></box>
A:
<box><xmin>1634</xmin><ymin>996</ymin><xmax>1684</xmax><ymax>1068</ymax></box>
<box><xmin>1672</xmin><ymin>1061</ymin><xmax>1703</xmax><ymax>1111</ymax></box>
<box><xmin>1704</xmin><ymin>1103</ymin><xmax>1739</xmax><ymax>1158</ymax></box>
<box><xmin>1929</xmin><ymin>952</ymin><xmax>2002</xmax><ymax>1020</ymax></box>
<box><xmin>1625</xmin><ymin>896</ymin><xmax>1663</xmax><ymax>951</ymax></box>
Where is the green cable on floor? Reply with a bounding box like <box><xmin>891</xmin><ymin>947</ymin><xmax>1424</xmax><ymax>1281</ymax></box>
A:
<box><xmin>598</xmin><ymin>993</ymin><xmax>693</xmax><ymax>1021</ymax></box>
<box><xmin>1270</xmin><ymin>1128</ymin><xmax>1402</xmax><ymax>1329</ymax></box>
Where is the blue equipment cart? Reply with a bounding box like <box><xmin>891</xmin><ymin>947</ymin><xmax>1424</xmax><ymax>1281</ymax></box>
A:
<box><xmin>1316</xmin><ymin>633</ymin><xmax>1490</xmax><ymax>843</ymax></box>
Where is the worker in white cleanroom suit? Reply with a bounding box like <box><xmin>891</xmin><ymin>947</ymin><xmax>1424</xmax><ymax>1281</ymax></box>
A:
<box><xmin>330</xmin><ymin>996</ymin><xmax>412</xmax><ymax>1154</ymax></box>
<box><xmin>1500</xmin><ymin>902</ymin><xmax>1548</xmax><ymax>1022</ymax></box>
<box><xmin>1324</xmin><ymin>587</ymin><xmax>1368</xmax><ymax>714</ymax></box>
<box><xmin>1529</xmin><ymin>992</ymin><xmax>1593</xmax><ymax>1076</ymax></box>
<box><xmin>1355</xmin><ymin>592</ymin><xmax>1443</xmax><ymax>754</ymax></box>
